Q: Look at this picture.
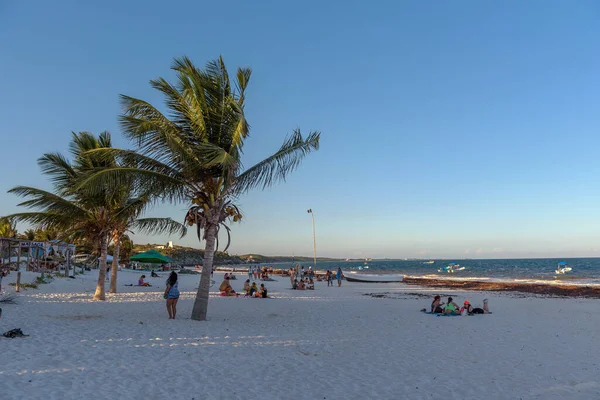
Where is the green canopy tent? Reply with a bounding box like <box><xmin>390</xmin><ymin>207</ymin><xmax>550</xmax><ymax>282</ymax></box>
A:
<box><xmin>130</xmin><ymin>249</ymin><xmax>173</xmax><ymax>264</ymax></box>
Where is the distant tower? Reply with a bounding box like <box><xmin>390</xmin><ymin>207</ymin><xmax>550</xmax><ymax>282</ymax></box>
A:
<box><xmin>167</xmin><ymin>241</ymin><xmax>173</xmax><ymax>249</ymax></box>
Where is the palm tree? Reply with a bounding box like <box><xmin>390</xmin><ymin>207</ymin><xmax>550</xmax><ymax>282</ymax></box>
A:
<box><xmin>21</xmin><ymin>229</ymin><xmax>36</xmax><ymax>241</ymax></box>
<box><xmin>0</xmin><ymin>218</ymin><xmax>18</xmax><ymax>238</ymax></box>
<box><xmin>5</xmin><ymin>132</ymin><xmax>186</xmax><ymax>299</ymax></box>
<box><xmin>81</xmin><ymin>56</ymin><xmax>320</xmax><ymax>320</ymax></box>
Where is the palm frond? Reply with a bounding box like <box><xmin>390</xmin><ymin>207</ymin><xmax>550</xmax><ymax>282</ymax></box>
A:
<box><xmin>234</xmin><ymin>129</ymin><xmax>321</xmax><ymax>194</ymax></box>
<box><xmin>76</xmin><ymin>167</ymin><xmax>190</xmax><ymax>204</ymax></box>
<box><xmin>235</xmin><ymin>67</ymin><xmax>252</xmax><ymax>106</ymax></box>
<box><xmin>37</xmin><ymin>153</ymin><xmax>77</xmax><ymax>191</ymax></box>
<box><xmin>8</xmin><ymin>186</ymin><xmax>87</xmax><ymax>216</ymax></box>
<box><xmin>132</xmin><ymin>218</ymin><xmax>187</xmax><ymax>238</ymax></box>
<box><xmin>4</xmin><ymin>212</ymin><xmax>76</xmax><ymax>230</ymax></box>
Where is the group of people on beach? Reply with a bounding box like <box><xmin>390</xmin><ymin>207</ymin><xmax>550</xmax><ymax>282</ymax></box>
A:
<box><xmin>426</xmin><ymin>295</ymin><xmax>490</xmax><ymax>315</ymax></box>
<box><xmin>290</xmin><ymin>265</ymin><xmax>315</xmax><ymax>290</ymax></box>
<box><xmin>247</xmin><ymin>266</ymin><xmax>273</xmax><ymax>281</ymax></box>
<box><xmin>289</xmin><ymin>265</ymin><xmax>344</xmax><ymax>290</ymax></box>
<box><xmin>219</xmin><ymin>274</ymin><xmax>269</xmax><ymax>298</ymax></box>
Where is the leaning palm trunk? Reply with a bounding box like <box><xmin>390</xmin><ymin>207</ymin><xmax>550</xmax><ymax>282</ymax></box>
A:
<box><xmin>110</xmin><ymin>239</ymin><xmax>120</xmax><ymax>293</ymax></box>
<box><xmin>94</xmin><ymin>235</ymin><xmax>108</xmax><ymax>300</ymax></box>
<box><xmin>191</xmin><ymin>224</ymin><xmax>218</xmax><ymax>321</ymax></box>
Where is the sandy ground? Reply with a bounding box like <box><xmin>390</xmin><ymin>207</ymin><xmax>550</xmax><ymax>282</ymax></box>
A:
<box><xmin>1</xmin><ymin>269</ymin><xmax>599</xmax><ymax>400</ymax></box>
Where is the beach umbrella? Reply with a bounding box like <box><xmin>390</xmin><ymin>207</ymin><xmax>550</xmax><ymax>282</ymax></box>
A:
<box><xmin>129</xmin><ymin>249</ymin><xmax>173</xmax><ymax>264</ymax></box>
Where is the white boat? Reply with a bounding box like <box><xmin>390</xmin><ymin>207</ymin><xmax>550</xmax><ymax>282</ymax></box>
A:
<box><xmin>423</xmin><ymin>260</ymin><xmax>435</xmax><ymax>264</ymax></box>
<box><xmin>555</xmin><ymin>262</ymin><xmax>572</xmax><ymax>275</ymax></box>
<box><xmin>344</xmin><ymin>273</ymin><xmax>404</xmax><ymax>283</ymax></box>
<box><xmin>438</xmin><ymin>263</ymin><xmax>464</xmax><ymax>273</ymax></box>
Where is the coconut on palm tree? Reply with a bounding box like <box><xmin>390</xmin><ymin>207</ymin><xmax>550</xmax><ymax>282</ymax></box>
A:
<box><xmin>5</xmin><ymin>131</ymin><xmax>186</xmax><ymax>300</ymax></box>
<box><xmin>80</xmin><ymin>56</ymin><xmax>320</xmax><ymax>320</ymax></box>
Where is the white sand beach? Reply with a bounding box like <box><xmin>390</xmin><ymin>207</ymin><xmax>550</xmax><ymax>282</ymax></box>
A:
<box><xmin>1</xmin><ymin>270</ymin><xmax>599</xmax><ymax>400</ymax></box>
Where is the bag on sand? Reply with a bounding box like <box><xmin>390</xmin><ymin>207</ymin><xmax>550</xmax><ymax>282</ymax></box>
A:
<box><xmin>3</xmin><ymin>328</ymin><xmax>29</xmax><ymax>338</ymax></box>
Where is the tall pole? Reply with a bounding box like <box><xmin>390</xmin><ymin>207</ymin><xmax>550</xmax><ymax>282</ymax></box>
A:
<box><xmin>307</xmin><ymin>209</ymin><xmax>316</xmax><ymax>270</ymax></box>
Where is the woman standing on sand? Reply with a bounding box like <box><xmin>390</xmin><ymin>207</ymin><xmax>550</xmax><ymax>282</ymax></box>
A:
<box><xmin>336</xmin><ymin>267</ymin><xmax>343</xmax><ymax>287</ymax></box>
<box><xmin>164</xmin><ymin>272</ymin><xmax>180</xmax><ymax>319</ymax></box>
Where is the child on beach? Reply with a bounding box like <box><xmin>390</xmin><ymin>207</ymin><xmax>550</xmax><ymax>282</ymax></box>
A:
<box><xmin>138</xmin><ymin>275</ymin><xmax>151</xmax><ymax>286</ymax></box>
<box><xmin>336</xmin><ymin>267</ymin><xmax>343</xmax><ymax>287</ymax></box>
<box><xmin>164</xmin><ymin>272</ymin><xmax>179</xmax><ymax>319</ymax></box>
<box><xmin>326</xmin><ymin>270</ymin><xmax>332</xmax><ymax>287</ymax></box>
<box><xmin>249</xmin><ymin>282</ymin><xmax>258</xmax><ymax>296</ymax></box>
<box><xmin>243</xmin><ymin>279</ymin><xmax>251</xmax><ymax>295</ymax></box>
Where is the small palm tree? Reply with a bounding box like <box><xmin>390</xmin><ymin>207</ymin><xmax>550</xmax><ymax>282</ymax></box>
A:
<box><xmin>81</xmin><ymin>56</ymin><xmax>320</xmax><ymax>320</ymax></box>
<box><xmin>21</xmin><ymin>229</ymin><xmax>36</xmax><ymax>241</ymax></box>
<box><xmin>5</xmin><ymin>132</ymin><xmax>186</xmax><ymax>299</ymax></box>
<box><xmin>0</xmin><ymin>218</ymin><xmax>18</xmax><ymax>238</ymax></box>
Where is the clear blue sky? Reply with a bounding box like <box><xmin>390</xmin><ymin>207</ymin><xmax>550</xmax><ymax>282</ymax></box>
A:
<box><xmin>1</xmin><ymin>1</ymin><xmax>599</xmax><ymax>259</ymax></box>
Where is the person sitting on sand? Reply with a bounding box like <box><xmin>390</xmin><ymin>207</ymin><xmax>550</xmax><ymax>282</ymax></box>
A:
<box><xmin>308</xmin><ymin>278</ymin><xmax>315</xmax><ymax>290</ymax></box>
<box><xmin>151</xmin><ymin>270</ymin><xmax>159</xmax><ymax>278</ymax></box>
<box><xmin>219</xmin><ymin>276</ymin><xmax>236</xmax><ymax>296</ymax></box>
<box><xmin>297</xmin><ymin>279</ymin><xmax>306</xmax><ymax>290</ymax></box>
<box><xmin>243</xmin><ymin>279</ymin><xmax>251</xmax><ymax>295</ymax></box>
<box><xmin>431</xmin><ymin>295</ymin><xmax>445</xmax><ymax>313</ymax></box>
<box><xmin>249</xmin><ymin>282</ymin><xmax>258</xmax><ymax>297</ymax></box>
<box><xmin>138</xmin><ymin>275</ymin><xmax>151</xmax><ymax>286</ymax></box>
<box><xmin>256</xmin><ymin>283</ymin><xmax>268</xmax><ymax>298</ymax></box>
<box><xmin>444</xmin><ymin>297</ymin><xmax>460</xmax><ymax>315</ymax></box>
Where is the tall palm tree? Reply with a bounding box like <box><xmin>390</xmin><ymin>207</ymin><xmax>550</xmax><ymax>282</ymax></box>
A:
<box><xmin>80</xmin><ymin>56</ymin><xmax>320</xmax><ymax>320</ymax></box>
<box><xmin>5</xmin><ymin>132</ymin><xmax>186</xmax><ymax>299</ymax></box>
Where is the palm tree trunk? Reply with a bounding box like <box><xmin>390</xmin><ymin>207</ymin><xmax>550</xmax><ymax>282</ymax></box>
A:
<box><xmin>94</xmin><ymin>235</ymin><xmax>108</xmax><ymax>300</ymax></box>
<box><xmin>191</xmin><ymin>224</ymin><xmax>217</xmax><ymax>321</ymax></box>
<box><xmin>109</xmin><ymin>238</ymin><xmax>120</xmax><ymax>293</ymax></box>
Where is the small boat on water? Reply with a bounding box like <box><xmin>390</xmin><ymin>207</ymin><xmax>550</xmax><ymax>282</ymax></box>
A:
<box><xmin>423</xmin><ymin>260</ymin><xmax>435</xmax><ymax>264</ymax></box>
<box><xmin>555</xmin><ymin>261</ymin><xmax>572</xmax><ymax>275</ymax></box>
<box><xmin>345</xmin><ymin>273</ymin><xmax>404</xmax><ymax>283</ymax></box>
<box><xmin>438</xmin><ymin>263</ymin><xmax>465</xmax><ymax>273</ymax></box>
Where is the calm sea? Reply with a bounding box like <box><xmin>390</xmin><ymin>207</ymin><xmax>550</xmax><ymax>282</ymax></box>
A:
<box><xmin>254</xmin><ymin>258</ymin><xmax>600</xmax><ymax>286</ymax></box>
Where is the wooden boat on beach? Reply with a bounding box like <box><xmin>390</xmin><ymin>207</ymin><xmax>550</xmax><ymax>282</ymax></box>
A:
<box><xmin>344</xmin><ymin>273</ymin><xmax>404</xmax><ymax>283</ymax></box>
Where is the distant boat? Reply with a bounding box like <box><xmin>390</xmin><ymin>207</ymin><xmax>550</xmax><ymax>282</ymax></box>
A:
<box><xmin>423</xmin><ymin>260</ymin><xmax>435</xmax><ymax>264</ymax></box>
<box><xmin>555</xmin><ymin>262</ymin><xmax>572</xmax><ymax>275</ymax></box>
<box><xmin>345</xmin><ymin>273</ymin><xmax>404</xmax><ymax>283</ymax></box>
<box><xmin>438</xmin><ymin>263</ymin><xmax>465</xmax><ymax>273</ymax></box>
<box><xmin>365</xmin><ymin>258</ymin><xmax>372</xmax><ymax>262</ymax></box>
<box><xmin>345</xmin><ymin>258</ymin><xmax>350</xmax><ymax>261</ymax></box>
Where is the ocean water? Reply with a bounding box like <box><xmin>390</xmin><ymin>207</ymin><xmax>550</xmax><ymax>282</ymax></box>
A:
<box><xmin>263</xmin><ymin>258</ymin><xmax>600</xmax><ymax>286</ymax></box>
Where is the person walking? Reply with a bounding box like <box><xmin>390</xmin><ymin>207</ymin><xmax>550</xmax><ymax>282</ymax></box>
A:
<box><xmin>336</xmin><ymin>267</ymin><xmax>343</xmax><ymax>287</ymax></box>
<box><xmin>326</xmin><ymin>270</ymin><xmax>332</xmax><ymax>287</ymax></box>
<box><xmin>164</xmin><ymin>271</ymin><xmax>180</xmax><ymax>319</ymax></box>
